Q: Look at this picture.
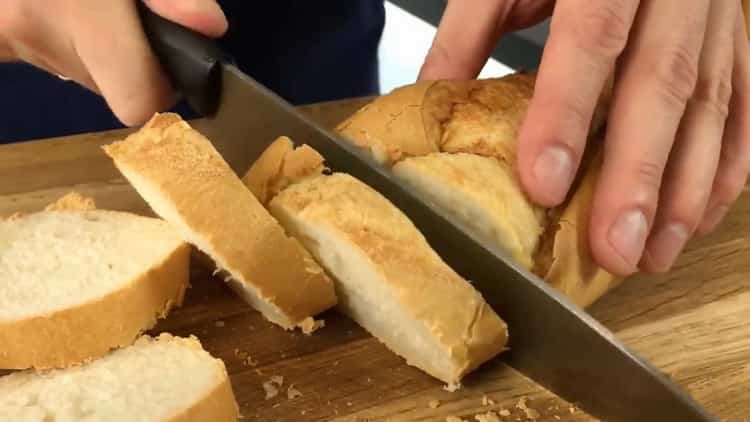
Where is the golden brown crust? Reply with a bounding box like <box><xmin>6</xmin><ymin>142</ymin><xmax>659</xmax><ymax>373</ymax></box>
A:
<box><xmin>0</xmin><ymin>242</ymin><xmax>190</xmax><ymax>370</ymax></box>
<box><xmin>44</xmin><ymin>192</ymin><xmax>97</xmax><ymax>211</ymax></box>
<box><xmin>335</xmin><ymin>81</ymin><xmax>441</xmax><ymax>164</ymax></box>
<box><xmin>270</xmin><ymin>173</ymin><xmax>508</xmax><ymax>384</ymax></box>
<box><xmin>241</xmin><ymin>137</ymin><xmax>326</xmax><ymax>206</ymax></box>
<box><xmin>540</xmin><ymin>151</ymin><xmax>622</xmax><ymax>308</ymax></box>
<box><xmin>167</xmin><ymin>374</ymin><xmax>239</xmax><ymax>422</ymax></box>
<box><xmin>336</xmin><ymin>72</ymin><xmax>609</xmax><ymax>167</ymax></box>
<box><xmin>102</xmin><ymin>113</ymin><xmax>337</xmax><ymax>329</ymax></box>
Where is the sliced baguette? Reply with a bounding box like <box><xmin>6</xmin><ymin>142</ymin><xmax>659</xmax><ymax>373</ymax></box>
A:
<box><xmin>102</xmin><ymin>113</ymin><xmax>337</xmax><ymax>331</ymax></box>
<box><xmin>335</xmin><ymin>72</ymin><xmax>622</xmax><ymax>307</ymax></box>
<box><xmin>0</xmin><ymin>193</ymin><xmax>190</xmax><ymax>370</ymax></box>
<box><xmin>0</xmin><ymin>333</ymin><xmax>239</xmax><ymax>422</ymax></box>
<box><xmin>242</xmin><ymin>140</ymin><xmax>508</xmax><ymax>385</ymax></box>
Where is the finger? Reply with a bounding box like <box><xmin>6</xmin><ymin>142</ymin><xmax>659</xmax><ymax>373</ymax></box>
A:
<box><xmin>588</xmin><ymin>0</ymin><xmax>710</xmax><ymax>276</ymax></box>
<box><xmin>640</xmin><ymin>0</ymin><xmax>736</xmax><ymax>273</ymax></box>
<box><xmin>418</xmin><ymin>0</ymin><xmax>510</xmax><ymax>80</ymax></box>
<box><xmin>71</xmin><ymin>0</ymin><xmax>176</xmax><ymax>126</ymax></box>
<box><xmin>697</xmin><ymin>10</ymin><xmax>750</xmax><ymax>235</ymax></box>
<box><xmin>516</xmin><ymin>0</ymin><xmax>640</xmax><ymax>207</ymax></box>
<box><xmin>0</xmin><ymin>1</ymin><xmax>98</xmax><ymax>91</ymax></box>
<box><xmin>143</xmin><ymin>0</ymin><xmax>228</xmax><ymax>38</ymax></box>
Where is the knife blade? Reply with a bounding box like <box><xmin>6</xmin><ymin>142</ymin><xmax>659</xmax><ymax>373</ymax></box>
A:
<box><xmin>137</xmin><ymin>7</ymin><xmax>717</xmax><ymax>422</ymax></box>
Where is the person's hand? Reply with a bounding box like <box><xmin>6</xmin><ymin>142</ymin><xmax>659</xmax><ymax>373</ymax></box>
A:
<box><xmin>420</xmin><ymin>0</ymin><xmax>750</xmax><ymax>277</ymax></box>
<box><xmin>0</xmin><ymin>0</ymin><xmax>227</xmax><ymax>126</ymax></box>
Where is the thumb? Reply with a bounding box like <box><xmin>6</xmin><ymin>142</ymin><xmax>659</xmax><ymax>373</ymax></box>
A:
<box><xmin>142</xmin><ymin>0</ymin><xmax>228</xmax><ymax>38</ymax></box>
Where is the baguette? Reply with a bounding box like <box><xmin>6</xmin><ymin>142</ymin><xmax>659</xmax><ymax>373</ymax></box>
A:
<box><xmin>0</xmin><ymin>333</ymin><xmax>239</xmax><ymax>422</ymax></box>
<box><xmin>335</xmin><ymin>72</ymin><xmax>621</xmax><ymax>308</ymax></box>
<box><xmin>244</xmin><ymin>138</ymin><xmax>509</xmax><ymax>387</ymax></box>
<box><xmin>0</xmin><ymin>193</ymin><xmax>189</xmax><ymax>370</ymax></box>
<box><xmin>103</xmin><ymin>114</ymin><xmax>337</xmax><ymax>331</ymax></box>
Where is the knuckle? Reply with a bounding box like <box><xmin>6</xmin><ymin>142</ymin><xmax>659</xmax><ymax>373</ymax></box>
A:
<box><xmin>713</xmin><ymin>167</ymin><xmax>748</xmax><ymax>205</ymax></box>
<box><xmin>652</xmin><ymin>44</ymin><xmax>700</xmax><ymax>108</ymax></box>
<box><xmin>691</xmin><ymin>68</ymin><xmax>732</xmax><ymax>118</ymax></box>
<box><xmin>575</xmin><ymin>2</ymin><xmax>631</xmax><ymax>58</ymax></box>
<box><xmin>633</xmin><ymin>160</ymin><xmax>665</xmax><ymax>214</ymax></box>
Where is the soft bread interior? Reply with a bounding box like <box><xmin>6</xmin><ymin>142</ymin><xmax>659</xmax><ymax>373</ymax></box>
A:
<box><xmin>0</xmin><ymin>210</ymin><xmax>184</xmax><ymax>321</ymax></box>
<box><xmin>103</xmin><ymin>113</ymin><xmax>337</xmax><ymax>330</ymax></box>
<box><xmin>0</xmin><ymin>334</ymin><xmax>238</xmax><ymax>422</ymax></box>
<box><xmin>392</xmin><ymin>152</ymin><xmax>545</xmax><ymax>270</ymax></box>
<box><xmin>268</xmin><ymin>173</ymin><xmax>508</xmax><ymax>385</ymax></box>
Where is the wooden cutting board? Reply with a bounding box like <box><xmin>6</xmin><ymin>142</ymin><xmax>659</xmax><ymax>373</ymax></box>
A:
<box><xmin>1</xmin><ymin>98</ymin><xmax>749</xmax><ymax>422</ymax></box>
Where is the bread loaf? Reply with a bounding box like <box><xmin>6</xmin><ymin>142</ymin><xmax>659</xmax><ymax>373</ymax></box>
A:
<box><xmin>103</xmin><ymin>114</ymin><xmax>337</xmax><ymax>331</ymax></box>
<box><xmin>0</xmin><ymin>193</ymin><xmax>190</xmax><ymax>370</ymax></box>
<box><xmin>0</xmin><ymin>333</ymin><xmax>239</xmax><ymax>421</ymax></box>
<box><xmin>243</xmin><ymin>138</ymin><xmax>509</xmax><ymax>387</ymax></box>
<box><xmin>336</xmin><ymin>72</ymin><xmax>620</xmax><ymax>308</ymax></box>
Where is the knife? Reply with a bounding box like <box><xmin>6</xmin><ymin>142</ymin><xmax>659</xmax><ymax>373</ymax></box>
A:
<box><xmin>137</xmin><ymin>6</ymin><xmax>716</xmax><ymax>422</ymax></box>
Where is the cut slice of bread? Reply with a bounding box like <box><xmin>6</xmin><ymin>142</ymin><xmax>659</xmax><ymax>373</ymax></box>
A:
<box><xmin>392</xmin><ymin>152</ymin><xmax>545</xmax><ymax>270</ymax></box>
<box><xmin>0</xmin><ymin>333</ymin><xmax>239</xmax><ymax>422</ymax></box>
<box><xmin>0</xmin><ymin>193</ymin><xmax>190</xmax><ymax>370</ymax></box>
<box><xmin>102</xmin><ymin>113</ymin><xmax>337</xmax><ymax>331</ymax></box>
<box><xmin>267</xmin><ymin>172</ymin><xmax>509</xmax><ymax>386</ymax></box>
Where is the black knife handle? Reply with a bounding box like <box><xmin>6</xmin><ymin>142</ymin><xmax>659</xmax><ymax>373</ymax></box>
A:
<box><xmin>137</xmin><ymin>3</ymin><xmax>224</xmax><ymax>116</ymax></box>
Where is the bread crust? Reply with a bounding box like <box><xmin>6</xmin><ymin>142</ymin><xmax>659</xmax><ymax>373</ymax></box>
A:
<box><xmin>0</xmin><ymin>236</ymin><xmax>190</xmax><ymax>370</ymax></box>
<box><xmin>103</xmin><ymin>113</ymin><xmax>337</xmax><ymax>329</ymax></box>
<box><xmin>536</xmin><ymin>151</ymin><xmax>622</xmax><ymax>307</ymax></box>
<box><xmin>167</xmin><ymin>370</ymin><xmax>239</xmax><ymax>422</ymax></box>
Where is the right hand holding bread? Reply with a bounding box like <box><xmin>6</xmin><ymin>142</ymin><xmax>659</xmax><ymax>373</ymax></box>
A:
<box><xmin>0</xmin><ymin>0</ymin><xmax>227</xmax><ymax>126</ymax></box>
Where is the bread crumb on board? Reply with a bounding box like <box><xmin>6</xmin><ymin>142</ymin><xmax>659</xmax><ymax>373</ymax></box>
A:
<box><xmin>446</xmin><ymin>417</ymin><xmax>467</xmax><ymax>422</ymax></box>
<box><xmin>498</xmin><ymin>409</ymin><xmax>511</xmax><ymax>417</ymax></box>
<box><xmin>514</xmin><ymin>397</ymin><xmax>540</xmax><ymax>420</ymax></box>
<box><xmin>481</xmin><ymin>395</ymin><xmax>496</xmax><ymax>406</ymax></box>
<box><xmin>262</xmin><ymin>375</ymin><xmax>285</xmax><ymax>400</ymax></box>
<box><xmin>287</xmin><ymin>384</ymin><xmax>303</xmax><ymax>400</ymax></box>
<box><xmin>428</xmin><ymin>399</ymin><xmax>441</xmax><ymax>409</ymax></box>
<box><xmin>299</xmin><ymin>317</ymin><xmax>326</xmax><ymax>335</ymax></box>
<box><xmin>214</xmin><ymin>320</ymin><xmax>225</xmax><ymax>328</ymax></box>
<box><xmin>263</xmin><ymin>382</ymin><xmax>278</xmax><ymax>400</ymax></box>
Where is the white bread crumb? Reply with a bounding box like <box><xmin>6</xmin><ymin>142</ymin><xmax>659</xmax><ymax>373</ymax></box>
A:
<box><xmin>499</xmin><ymin>409</ymin><xmax>511</xmax><ymax>417</ymax></box>
<box><xmin>287</xmin><ymin>385</ymin><xmax>303</xmax><ymax>400</ymax></box>
<box><xmin>428</xmin><ymin>399</ymin><xmax>441</xmax><ymax>409</ymax></box>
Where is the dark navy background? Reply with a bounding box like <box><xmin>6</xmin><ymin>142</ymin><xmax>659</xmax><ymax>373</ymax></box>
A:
<box><xmin>0</xmin><ymin>1</ymin><xmax>386</xmax><ymax>143</ymax></box>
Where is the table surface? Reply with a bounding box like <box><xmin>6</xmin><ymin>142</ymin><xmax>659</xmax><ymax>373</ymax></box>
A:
<box><xmin>1</xmin><ymin>98</ymin><xmax>749</xmax><ymax>422</ymax></box>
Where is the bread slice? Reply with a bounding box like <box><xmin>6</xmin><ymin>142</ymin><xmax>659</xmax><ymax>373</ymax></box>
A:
<box><xmin>102</xmin><ymin>113</ymin><xmax>337</xmax><ymax>331</ymax></box>
<box><xmin>392</xmin><ymin>152</ymin><xmax>545</xmax><ymax>270</ymax></box>
<box><xmin>267</xmin><ymin>172</ymin><xmax>509</xmax><ymax>386</ymax></box>
<box><xmin>0</xmin><ymin>333</ymin><xmax>239</xmax><ymax>422</ymax></box>
<box><xmin>0</xmin><ymin>193</ymin><xmax>189</xmax><ymax>370</ymax></box>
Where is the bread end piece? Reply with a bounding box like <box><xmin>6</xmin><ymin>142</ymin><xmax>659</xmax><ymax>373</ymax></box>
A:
<box><xmin>103</xmin><ymin>113</ymin><xmax>337</xmax><ymax>331</ymax></box>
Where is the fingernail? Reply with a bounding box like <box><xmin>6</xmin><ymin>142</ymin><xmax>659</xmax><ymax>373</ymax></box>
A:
<box><xmin>608</xmin><ymin>209</ymin><xmax>649</xmax><ymax>268</ymax></box>
<box><xmin>702</xmin><ymin>205</ymin><xmax>728</xmax><ymax>233</ymax></box>
<box><xmin>191</xmin><ymin>0</ymin><xmax>226</xmax><ymax>19</ymax></box>
<box><xmin>532</xmin><ymin>145</ymin><xmax>574</xmax><ymax>205</ymax></box>
<box><xmin>645</xmin><ymin>223</ymin><xmax>689</xmax><ymax>272</ymax></box>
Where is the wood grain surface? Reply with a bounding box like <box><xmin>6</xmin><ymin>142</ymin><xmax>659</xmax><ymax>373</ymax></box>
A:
<box><xmin>1</xmin><ymin>98</ymin><xmax>749</xmax><ymax>422</ymax></box>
